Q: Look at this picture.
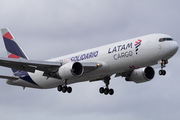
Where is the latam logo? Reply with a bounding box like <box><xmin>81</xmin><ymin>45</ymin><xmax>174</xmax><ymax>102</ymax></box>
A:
<box><xmin>134</xmin><ymin>39</ymin><xmax>142</xmax><ymax>54</ymax></box>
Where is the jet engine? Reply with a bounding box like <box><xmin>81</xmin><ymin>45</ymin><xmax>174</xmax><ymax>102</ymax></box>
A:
<box><xmin>58</xmin><ymin>62</ymin><xmax>84</xmax><ymax>79</ymax></box>
<box><xmin>126</xmin><ymin>66</ymin><xmax>155</xmax><ymax>83</ymax></box>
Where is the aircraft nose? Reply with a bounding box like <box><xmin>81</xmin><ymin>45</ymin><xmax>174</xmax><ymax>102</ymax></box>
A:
<box><xmin>170</xmin><ymin>41</ymin><xmax>179</xmax><ymax>54</ymax></box>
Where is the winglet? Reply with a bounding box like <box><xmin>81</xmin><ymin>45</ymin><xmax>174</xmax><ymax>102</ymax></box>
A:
<box><xmin>1</xmin><ymin>28</ymin><xmax>29</xmax><ymax>60</ymax></box>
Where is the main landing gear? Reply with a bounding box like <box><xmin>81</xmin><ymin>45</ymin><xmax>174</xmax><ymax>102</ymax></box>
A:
<box><xmin>57</xmin><ymin>80</ymin><xmax>72</xmax><ymax>93</ymax></box>
<box><xmin>57</xmin><ymin>85</ymin><xmax>72</xmax><ymax>93</ymax></box>
<box><xmin>99</xmin><ymin>76</ymin><xmax>114</xmax><ymax>95</ymax></box>
<box><xmin>159</xmin><ymin>60</ymin><xmax>168</xmax><ymax>76</ymax></box>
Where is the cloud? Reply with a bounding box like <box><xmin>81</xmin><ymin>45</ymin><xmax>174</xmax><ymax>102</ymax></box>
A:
<box><xmin>0</xmin><ymin>0</ymin><xmax>180</xmax><ymax>120</ymax></box>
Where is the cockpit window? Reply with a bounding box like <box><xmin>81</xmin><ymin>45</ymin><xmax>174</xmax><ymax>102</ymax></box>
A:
<box><xmin>159</xmin><ymin>38</ymin><xmax>173</xmax><ymax>42</ymax></box>
<box><xmin>166</xmin><ymin>38</ymin><xmax>173</xmax><ymax>41</ymax></box>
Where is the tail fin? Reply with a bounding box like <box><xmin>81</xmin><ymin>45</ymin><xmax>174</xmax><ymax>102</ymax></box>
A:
<box><xmin>1</xmin><ymin>28</ymin><xmax>29</xmax><ymax>73</ymax></box>
<box><xmin>1</xmin><ymin>28</ymin><xmax>29</xmax><ymax>60</ymax></box>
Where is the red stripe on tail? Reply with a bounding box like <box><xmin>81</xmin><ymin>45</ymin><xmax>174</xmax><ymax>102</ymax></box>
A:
<box><xmin>8</xmin><ymin>54</ymin><xmax>20</xmax><ymax>59</ymax></box>
<box><xmin>3</xmin><ymin>32</ymin><xmax>13</xmax><ymax>40</ymax></box>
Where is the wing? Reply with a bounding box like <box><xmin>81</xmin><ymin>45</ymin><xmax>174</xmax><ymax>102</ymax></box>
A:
<box><xmin>0</xmin><ymin>57</ymin><xmax>61</xmax><ymax>73</ymax></box>
<box><xmin>0</xmin><ymin>57</ymin><xmax>100</xmax><ymax>79</ymax></box>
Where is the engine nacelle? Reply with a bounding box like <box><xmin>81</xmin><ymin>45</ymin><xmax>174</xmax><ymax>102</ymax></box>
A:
<box><xmin>58</xmin><ymin>62</ymin><xmax>84</xmax><ymax>79</ymax></box>
<box><xmin>126</xmin><ymin>66</ymin><xmax>155</xmax><ymax>83</ymax></box>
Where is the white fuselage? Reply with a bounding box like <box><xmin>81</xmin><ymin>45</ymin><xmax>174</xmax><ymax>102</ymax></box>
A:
<box><xmin>7</xmin><ymin>34</ymin><xmax>179</xmax><ymax>89</ymax></box>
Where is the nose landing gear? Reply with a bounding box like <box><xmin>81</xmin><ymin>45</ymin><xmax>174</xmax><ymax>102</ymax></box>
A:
<box><xmin>159</xmin><ymin>60</ymin><xmax>168</xmax><ymax>76</ymax></box>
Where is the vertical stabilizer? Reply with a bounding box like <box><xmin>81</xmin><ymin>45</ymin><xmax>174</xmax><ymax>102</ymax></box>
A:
<box><xmin>1</xmin><ymin>28</ymin><xmax>29</xmax><ymax>73</ymax></box>
<box><xmin>1</xmin><ymin>28</ymin><xmax>29</xmax><ymax>60</ymax></box>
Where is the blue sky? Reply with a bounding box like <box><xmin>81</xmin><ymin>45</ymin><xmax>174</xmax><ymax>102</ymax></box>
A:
<box><xmin>0</xmin><ymin>0</ymin><xmax>180</xmax><ymax>120</ymax></box>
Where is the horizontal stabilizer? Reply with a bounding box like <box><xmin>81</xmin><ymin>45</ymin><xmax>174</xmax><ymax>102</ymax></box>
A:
<box><xmin>0</xmin><ymin>75</ymin><xmax>19</xmax><ymax>80</ymax></box>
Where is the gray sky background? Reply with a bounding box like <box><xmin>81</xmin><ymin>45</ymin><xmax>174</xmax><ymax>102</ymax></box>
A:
<box><xmin>0</xmin><ymin>0</ymin><xmax>180</xmax><ymax>120</ymax></box>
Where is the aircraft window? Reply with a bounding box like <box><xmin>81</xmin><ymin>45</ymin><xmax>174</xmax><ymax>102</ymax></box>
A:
<box><xmin>159</xmin><ymin>38</ymin><xmax>173</xmax><ymax>42</ymax></box>
<box><xmin>167</xmin><ymin>38</ymin><xmax>173</xmax><ymax>41</ymax></box>
<box><xmin>159</xmin><ymin>38</ymin><xmax>163</xmax><ymax>42</ymax></box>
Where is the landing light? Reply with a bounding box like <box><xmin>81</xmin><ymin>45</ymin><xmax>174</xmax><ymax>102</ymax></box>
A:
<box><xmin>97</xmin><ymin>63</ymin><xmax>102</xmax><ymax>67</ymax></box>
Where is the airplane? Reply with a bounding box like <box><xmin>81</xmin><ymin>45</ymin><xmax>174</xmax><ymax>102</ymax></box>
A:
<box><xmin>0</xmin><ymin>28</ymin><xmax>179</xmax><ymax>95</ymax></box>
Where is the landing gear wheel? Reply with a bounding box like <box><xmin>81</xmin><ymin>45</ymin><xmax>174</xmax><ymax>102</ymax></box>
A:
<box><xmin>104</xmin><ymin>88</ymin><xmax>109</xmax><ymax>95</ymax></box>
<box><xmin>159</xmin><ymin>70</ymin><xmax>163</xmax><ymax>75</ymax></box>
<box><xmin>62</xmin><ymin>86</ymin><xmax>67</xmax><ymax>93</ymax></box>
<box><xmin>99</xmin><ymin>87</ymin><xmax>104</xmax><ymax>94</ymax></box>
<box><xmin>159</xmin><ymin>70</ymin><xmax>166</xmax><ymax>76</ymax></box>
<box><xmin>109</xmin><ymin>89</ymin><xmax>114</xmax><ymax>95</ymax></box>
<box><xmin>57</xmin><ymin>85</ymin><xmax>62</xmax><ymax>92</ymax></box>
<box><xmin>163</xmin><ymin>70</ymin><xmax>166</xmax><ymax>75</ymax></box>
<box><xmin>67</xmin><ymin>87</ymin><xmax>72</xmax><ymax>93</ymax></box>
